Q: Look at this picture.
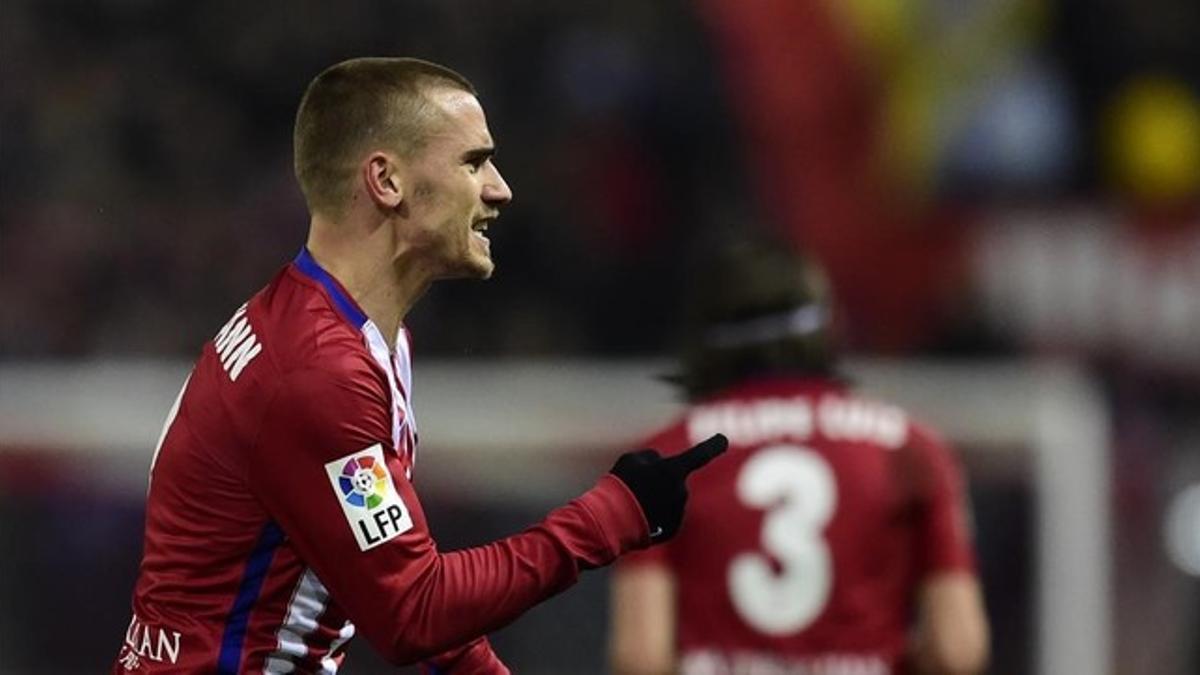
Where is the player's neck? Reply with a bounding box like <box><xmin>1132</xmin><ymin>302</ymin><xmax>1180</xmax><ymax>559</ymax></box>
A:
<box><xmin>345</xmin><ymin>261</ymin><xmax>427</xmax><ymax>345</ymax></box>
<box><xmin>306</xmin><ymin>219</ymin><xmax>430</xmax><ymax>349</ymax></box>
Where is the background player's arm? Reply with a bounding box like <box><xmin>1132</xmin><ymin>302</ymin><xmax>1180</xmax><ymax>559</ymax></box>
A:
<box><xmin>250</xmin><ymin>364</ymin><xmax>650</xmax><ymax>667</ymax></box>
<box><xmin>908</xmin><ymin>425</ymin><xmax>991</xmax><ymax>675</ymax></box>
<box><xmin>609</xmin><ymin>559</ymin><xmax>675</xmax><ymax>675</ymax></box>
<box><xmin>912</xmin><ymin>572</ymin><xmax>990</xmax><ymax>675</ymax></box>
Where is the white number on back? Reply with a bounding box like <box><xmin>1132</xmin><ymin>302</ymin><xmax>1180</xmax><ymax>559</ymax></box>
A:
<box><xmin>728</xmin><ymin>444</ymin><xmax>837</xmax><ymax>635</ymax></box>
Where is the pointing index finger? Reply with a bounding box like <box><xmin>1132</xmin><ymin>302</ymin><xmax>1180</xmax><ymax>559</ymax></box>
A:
<box><xmin>665</xmin><ymin>433</ymin><xmax>728</xmax><ymax>477</ymax></box>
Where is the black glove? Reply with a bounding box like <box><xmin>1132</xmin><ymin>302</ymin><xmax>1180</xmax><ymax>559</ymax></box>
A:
<box><xmin>609</xmin><ymin>433</ymin><xmax>728</xmax><ymax>543</ymax></box>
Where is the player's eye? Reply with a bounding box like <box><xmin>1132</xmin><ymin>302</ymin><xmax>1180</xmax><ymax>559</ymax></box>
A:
<box><xmin>464</xmin><ymin>150</ymin><xmax>495</xmax><ymax>173</ymax></box>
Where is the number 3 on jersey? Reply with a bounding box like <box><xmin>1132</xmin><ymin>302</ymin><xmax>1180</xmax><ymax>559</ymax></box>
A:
<box><xmin>728</xmin><ymin>444</ymin><xmax>837</xmax><ymax>635</ymax></box>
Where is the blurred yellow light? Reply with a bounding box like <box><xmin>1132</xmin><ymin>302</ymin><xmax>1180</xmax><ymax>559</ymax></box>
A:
<box><xmin>1104</xmin><ymin>76</ymin><xmax>1200</xmax><ymax>204</ymax></box>
<box><xmin>837</xmin><ymin>0</ymin><xmax>915</xmax><ymax>56</ymax></box>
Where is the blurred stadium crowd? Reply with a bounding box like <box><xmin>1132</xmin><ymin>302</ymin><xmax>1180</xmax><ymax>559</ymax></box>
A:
<box><xmin>0</xmin><ymin>0</ymin><xmax>747</xmax><ymax>357</ymax></box>
<box><xmin>2</xmin><ymin>0</ymin><xmax>1200</xmax><ymax>673</ymax></box>
<box><xmin>3</xmin><ymin>0</ymin><xmax>1200</xmax><ymax>362</ymax></box>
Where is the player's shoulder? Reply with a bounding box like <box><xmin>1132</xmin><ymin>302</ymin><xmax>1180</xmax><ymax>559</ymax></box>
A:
<box><xmin>221</xmin><ymin>263</ymin><xmax>384</xmax><ymax>391</ymax></box>
<box><xmin>899</xmin><ymin>418</ymin><xmax>962</xmax><ymax>479</ymax></box>
<box><xmin>846</xmin><ymin>388</ymin><xmax>956</xmax><ymax>460</ymax></box>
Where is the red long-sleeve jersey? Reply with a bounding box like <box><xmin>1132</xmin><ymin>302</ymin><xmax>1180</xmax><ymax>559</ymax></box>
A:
<box><xmin>114</xmin><ymin>249</ymin><xmax>649</xmax><ymax>674</ymax></box>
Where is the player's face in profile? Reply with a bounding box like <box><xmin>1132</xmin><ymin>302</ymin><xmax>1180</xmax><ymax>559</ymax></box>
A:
<box><xmin>402</xmin><ymin>87</ymin><xmax>513</xmax><ymax>279</ymax></box>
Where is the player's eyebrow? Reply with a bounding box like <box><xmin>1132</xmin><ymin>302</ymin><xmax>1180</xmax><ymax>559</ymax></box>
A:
<box><xmin>461</xmin><ymin>146</ymin><xmax>496</xmax><ymax>164</ymax></box>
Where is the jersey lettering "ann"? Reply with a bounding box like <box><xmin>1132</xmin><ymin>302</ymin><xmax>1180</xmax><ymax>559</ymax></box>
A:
<box><xmin>213</xmin><ymin>303</ymin><xmax>262</xmax><ymax>382</ymax></box>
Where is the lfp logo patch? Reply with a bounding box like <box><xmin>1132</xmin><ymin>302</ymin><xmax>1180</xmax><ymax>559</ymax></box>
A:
<box><xmin>324</xmin><ymin>444</ymin><xmax>413</xmax><ymax>551</ymax></box>
<box><xmin>337</xmin><ymin>454</ymin><xmax>388</xmax><ymax>508</ymax></box>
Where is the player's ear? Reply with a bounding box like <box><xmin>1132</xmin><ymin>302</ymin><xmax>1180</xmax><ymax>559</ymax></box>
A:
<box><xmin>363</xmin><ymin>152</ymin><xmax>404</xmax><ymax>210</ymax></box>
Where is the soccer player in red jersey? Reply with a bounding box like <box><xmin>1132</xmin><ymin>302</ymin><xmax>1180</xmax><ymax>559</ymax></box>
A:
<box><xmin>609</xmin><ymin>232</ymin><xmax>989</xmax><ymax>675</ymax></box>
<box><xmin>112</xmin><ymin>57</ymin><xmax>726</xmax><ymax>674</ymax></box>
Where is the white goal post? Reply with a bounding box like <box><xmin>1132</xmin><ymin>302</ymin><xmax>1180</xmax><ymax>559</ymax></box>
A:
<box><xmin>0</xmin><ymin>358</ymin><xmax>1111</xmax><ymax>674</ymax></box>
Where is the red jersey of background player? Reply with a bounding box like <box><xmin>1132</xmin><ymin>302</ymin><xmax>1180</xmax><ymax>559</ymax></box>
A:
<box><xmin>113</xmin><ymin>249</ymin><xmax>649</xmax><ymax>674</ymax></box>
<box><xmin>619</xmin><ymin>375</ymin><xmax>976</xmax><ymax>674</ymax></box>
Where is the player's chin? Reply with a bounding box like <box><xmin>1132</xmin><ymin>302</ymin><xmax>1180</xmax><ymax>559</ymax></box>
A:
<box><xmin>459</xmin><ymin>252</ymin><xmax>495</xmax><ymax>280</ymax></box>
<box><xmin>472</xmin><ymin>259</ymin><xmax>495</xmax><ymax>279</ymax></box>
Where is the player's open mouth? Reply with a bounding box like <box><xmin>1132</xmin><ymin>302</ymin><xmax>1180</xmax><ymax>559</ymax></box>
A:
<box><xmin>471</xmin><ymin>218</ymin><xmax>492</xmax><ymax>244</ymax></box>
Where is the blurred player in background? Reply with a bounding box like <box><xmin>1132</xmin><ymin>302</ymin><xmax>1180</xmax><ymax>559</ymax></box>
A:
<box><xmin>113</xmin><ymin>57</ymin><xmax>726</xmax><ymax>674</ymax></box>
<box><xmin>609</xmin><ymin>230</ymin><xmax>989</xmax><ymax>675</ymax></box>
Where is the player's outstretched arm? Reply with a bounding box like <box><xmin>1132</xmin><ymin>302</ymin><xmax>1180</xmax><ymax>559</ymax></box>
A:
<box><xmin>391</xmin><ymin>433</ymin><xmax>728</xmax><ymax>664</ymax></box>
<box><xmin>250</xmin><ymin>363</ymin><xmax>726</xmax><ymax>668</ymax></box>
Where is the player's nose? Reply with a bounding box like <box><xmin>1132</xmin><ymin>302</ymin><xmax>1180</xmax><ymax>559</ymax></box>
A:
<box><xmin>482</xmin><ymin>163</ymin><xmax>513</xmax><ymax>206</ymax></box>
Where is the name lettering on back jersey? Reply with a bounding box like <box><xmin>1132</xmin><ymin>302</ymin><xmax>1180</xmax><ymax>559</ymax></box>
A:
<box><xmin>688</xmin><ymin>394</ymin><xmax>908</xmax><ymax>449</ymax></box>
<box><xmin>325</xmin><ymin>444</ymin><xmax>413</xmax><ymax>551</ymax></box>
<box><xmin>119</xmin><ymin>613</ymin><xmax>183</xmax><ymax>670</ymax></box>
<box><xmin>213</xmin><ymin>303</ymin><xmax>262</xmax><ymax>382</ymax></box>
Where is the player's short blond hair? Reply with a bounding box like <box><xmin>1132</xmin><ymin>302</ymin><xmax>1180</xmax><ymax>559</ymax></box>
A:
<box><xmin>293</xmin><ymin>57</ymin><xmax>477</xmax><ymax>218</ymax></box>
